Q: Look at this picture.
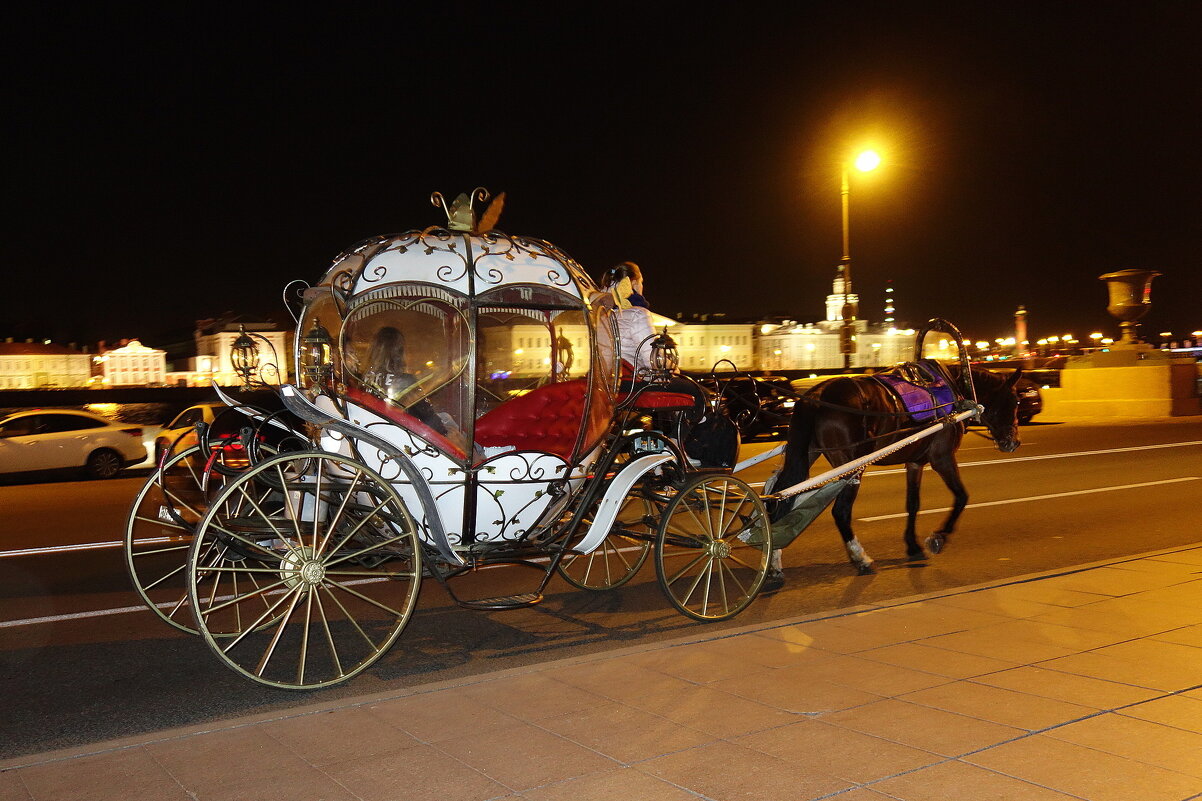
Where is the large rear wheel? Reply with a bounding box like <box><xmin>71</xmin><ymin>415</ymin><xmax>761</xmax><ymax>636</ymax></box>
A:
<box><xmin>654</xmin><ymin>473</ymin><xmax>770</xmax><ymax>621</ymax></box>
<box><xmin>188</xmin><ymin>451</ymin><xmax>422</xmax><ymax>689</ymax></box>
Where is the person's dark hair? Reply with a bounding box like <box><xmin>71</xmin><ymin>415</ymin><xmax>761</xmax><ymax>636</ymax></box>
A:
<box><xmin>367</xmin><ymin>326</ymin><xmax>407</xmax><ymax>376</ymax></box>
<box><xmin>601</xmin><ymin>260</ymin><xmax>642</xmax><ymax>287</ymax></box>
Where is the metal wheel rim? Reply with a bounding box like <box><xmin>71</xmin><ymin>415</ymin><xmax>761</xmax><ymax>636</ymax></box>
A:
<box><xmin>125</xmin><ymin>445</ymin><xmax>230</xmax><ymax>634</ymax></box>
<box><xmin>654</xmin><ymin>474</ymin><xmax>770</xmax><ymax>622</ymax></box>
<box><xmin>187</xmin><ymin>450</ymin><xmax>422</xmax><ymax>689</ymax></box>
<box><xmin>90</xmin><ymin>450</ymin><xmax>123</xmax><ymax>478</ymax></box>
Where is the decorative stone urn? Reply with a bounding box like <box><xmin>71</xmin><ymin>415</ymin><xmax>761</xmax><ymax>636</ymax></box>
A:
<box><xmin>1098</xmin><ymin>269</ymin><xmax>1161</xmax><ymax>345</ymax></box>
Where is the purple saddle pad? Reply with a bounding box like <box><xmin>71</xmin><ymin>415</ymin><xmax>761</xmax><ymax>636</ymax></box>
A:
<box><xmin>873</xmin><ymin>364</ymin><xmax>956</xmax><ymax>422</ymax></box>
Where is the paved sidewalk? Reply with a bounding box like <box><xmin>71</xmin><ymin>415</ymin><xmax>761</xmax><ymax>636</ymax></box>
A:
<box><xmin>8</xmin><ymin>547</ymin><xmax>1202</xmax><ymax>801</ymax></box>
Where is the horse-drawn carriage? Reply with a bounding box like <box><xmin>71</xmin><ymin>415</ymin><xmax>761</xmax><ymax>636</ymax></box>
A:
<box><xmin>123</xmin><ymin>190</ymin><xmax>1021</xmax><ymax>689</ymax></box>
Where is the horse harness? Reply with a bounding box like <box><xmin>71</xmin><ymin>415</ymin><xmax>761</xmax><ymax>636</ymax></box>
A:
<box><xmin>796</xmin><ymin>360</ymin><xmax>974</xmax><ymax>455</ymax></box>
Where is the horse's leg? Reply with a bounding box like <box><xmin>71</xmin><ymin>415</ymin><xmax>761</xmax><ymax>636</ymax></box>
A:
<box><xmin>904</xmin><ymin>462</ymin><xmax>926</xmax><ymax>560</ymax></box>
<box><xmin>832</xmin><ymin>478</ymin><xmax>874</xmax><ymax>574</ymax></box>
<box><xmin>926</xmin><ymin>450</ymin><xmax>968</xmax><ymax>554</ymax></box>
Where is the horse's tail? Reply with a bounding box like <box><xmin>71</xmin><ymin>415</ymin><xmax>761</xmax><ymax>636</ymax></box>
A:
<box><xmin>768</xmin><ymin>396</ymin><xmax>816</xmax><ymax>522</ymax></box>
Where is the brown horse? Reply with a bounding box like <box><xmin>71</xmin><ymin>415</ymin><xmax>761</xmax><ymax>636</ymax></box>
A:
<box><xmin>769</xmin><ymin>365</ymin><xmax>1022</xmax><ymax>575</ymax></box>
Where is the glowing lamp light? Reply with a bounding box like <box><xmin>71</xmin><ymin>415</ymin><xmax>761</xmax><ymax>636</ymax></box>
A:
<box><xmin>854</xmin><ymin>150</ymin><xmax>882</xmax><ymax>172</ymax></box>
<box><xmin>300</xmin><ymin>320</ymin><xmax>333</xmax><ymax>387</ymax></box>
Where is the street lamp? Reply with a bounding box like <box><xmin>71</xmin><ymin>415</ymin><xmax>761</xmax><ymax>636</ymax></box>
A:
<box><xmin>839</xmin><ymin>149</ymin><xmax>881</xmax><ymax>370</ymax></box>
<box><xmin>230</xmin><ymin>325</ymin><xmax>261</xmax><ymax>388</ymax></box>
<box><xmin>229</xmin><ymin>324</ymin><xmax>281</xmax><ymax>389</ymax></box>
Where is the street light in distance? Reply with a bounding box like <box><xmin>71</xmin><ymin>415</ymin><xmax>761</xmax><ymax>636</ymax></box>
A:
<box><xmin>839</xmin><ymin>148</ymin><xmax>882</xmax><ymax>370</ymax></box>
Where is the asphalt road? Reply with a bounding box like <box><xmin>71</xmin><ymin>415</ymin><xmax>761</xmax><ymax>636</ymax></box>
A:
<box><xmin>2</xmin><ymin>418</ymin><xmax>1200</xmax><ymax>758</ymax></box>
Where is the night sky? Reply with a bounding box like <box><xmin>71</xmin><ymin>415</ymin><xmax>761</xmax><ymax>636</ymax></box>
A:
<box><xmin>7</xmin><ymin>3</ymin><xmax>1201</xmax><ymax>350</ymax></box>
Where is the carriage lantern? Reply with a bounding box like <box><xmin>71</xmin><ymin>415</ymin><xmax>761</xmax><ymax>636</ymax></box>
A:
<box><xmin>1099</xmin><ymin>269</ymin><xmax>1161</xmax><ymax>345</ymax></box>
<box><xmin>648</xmin><ymin>328</ymin><xmax>680</xmax><ymax>376</ymax></box>
<box><xmin>300</xmin><ymin>319</ymin><xmax>334</xmax><ymax>386</ymax></box>
<box><xmin>230</xmin><ymin>325</ymin><xmax>261</xmax><ymax>388</ymax></box>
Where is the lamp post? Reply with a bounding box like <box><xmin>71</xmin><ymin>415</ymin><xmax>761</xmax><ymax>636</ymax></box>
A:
<box><xmin>839</xmin><ymin>149</ymin><xmax>881</xmax><ymax>370</ymax></box>
<box><xmin>229</xmin><ymin>324</ymin><xmax>281</xmax><ymax>388</ymax></box>
<box><xmin>230</xmin><ymin>325</ymin><xmax>261</xmax><ymax>388</ymax></box>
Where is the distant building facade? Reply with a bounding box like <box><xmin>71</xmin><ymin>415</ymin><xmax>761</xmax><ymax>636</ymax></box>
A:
<box><xmin>0</xmin><ymin>340</ymin><xmax>92</xmax><ymax>388</ymax></box>
<box><xmin>97</xmin><ymin>339</ymin><xmax>167</xmax><ymax>386</ymax></box>
<box><xmin>679</xmin><ymin>269</ymin><xmax>912</xmax><ymax>374</ymax></box>
<box><xmin>165</xmin><ymin>317</ymin><xmax>290</xmax><ymax>387</ymax></box>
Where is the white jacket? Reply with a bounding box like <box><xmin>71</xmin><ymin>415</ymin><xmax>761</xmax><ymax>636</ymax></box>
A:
<box><xmin>615</xmin><ymin>306</ymin><xmax>657</xmax><ymax>375</ymax></box>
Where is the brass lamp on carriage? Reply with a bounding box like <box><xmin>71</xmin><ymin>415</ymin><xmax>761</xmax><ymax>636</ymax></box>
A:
<box><xmin>648</xmin><ymin>327</ymin><xmax>680</xmax><ymax>376</ymax></box>
<box><xmin>299</xmin><ymin>319</ymin><xmax>334</xmax><ymax>388</ymax></box>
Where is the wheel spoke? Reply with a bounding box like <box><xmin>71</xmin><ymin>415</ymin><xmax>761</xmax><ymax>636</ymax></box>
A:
<box><xmin>655</xmin><ymin>475</ymin><xmax>769</xmax><ymax>622</ymax></box>
<box><xmin>254</xmin><ymin>589</ymin><xmax>305</xmax><ymax>677</ymax></box>
<box><xmin>316</xmin><ymin>471</ymin><xmax>363</xmax><ymax>557</ymax></box>
<box><xmin>187</xmin><ymin>451</ymin><xmax>422</xmax><ymax>689</ymax></box>
<box><xmin>323</xmin><ymin>577</ymin><xmax>410</xmax><ymax>618</ymax></box>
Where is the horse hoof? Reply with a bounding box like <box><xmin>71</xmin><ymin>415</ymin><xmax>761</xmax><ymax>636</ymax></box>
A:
<box><xmin>856</xmin><ymin>562</ymin><xmax>876</xmax><ymax>576</ymax></box>
<box><xmin>925</xmin><ymin>535</ymin><xmax>945</xmax><ymax>554</ymax></box>
<box><xmin>906</xmin><ymin>549</ymin><xmax>927</xmax><ymax>561</ymax></box>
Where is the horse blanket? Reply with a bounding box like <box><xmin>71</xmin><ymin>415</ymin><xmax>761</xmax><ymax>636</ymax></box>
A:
<box><xmin>871</xmin><ymin>360</ymin><xmax>957</xmax><ymax>423</ymax></box>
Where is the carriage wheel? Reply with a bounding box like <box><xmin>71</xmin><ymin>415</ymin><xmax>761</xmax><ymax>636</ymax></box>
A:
<box><xmin>124</xmin><ymin>444</ymin><xmax>241</xmax><ymax>634</ymax></box>
<box><xmin>654</xmin><ymin>473</ymin><xmax>770</xmax><ymax>622</ymax></box>
<box><xmin>188</xmin><ymin>451</ymin><xmax>422</xmax><ymax>689</ymax></box>
<box><xmin>557</xmin><ymin>489</ymin><xmax>656</xmax><ymax>590</ymax></box>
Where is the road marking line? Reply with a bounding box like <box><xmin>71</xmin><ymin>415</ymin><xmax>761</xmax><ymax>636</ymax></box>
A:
<box><xmin>858</xmin><ymin>476</ymin><xmax>1201</xmax><ymax>522</ymax></box>
<box><xmin>870</xmin><ymin>440</ymin><xmax>1202</xmax><ymax>476</ymax></box>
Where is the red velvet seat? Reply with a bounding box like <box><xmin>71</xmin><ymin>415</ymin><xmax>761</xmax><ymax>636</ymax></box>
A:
<box><xmin>474</xmin><ymin>379</ymin><xmax>597</xmax><ymax>462</ymax></box>
<box><xmin>617</xmin><ymin>389</ymin><xmax>696</xmax><ymax>410</ymax></box>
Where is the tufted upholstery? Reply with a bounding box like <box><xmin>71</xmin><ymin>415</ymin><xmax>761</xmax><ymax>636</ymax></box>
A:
<box><xmin>344</xmin><ymin>386</ymin><xmax>467</xmax><ymax>460</ymax></box>
<box><xmin>474</xmin><ymin>379</ymin><xmax>595</xmax><ymax>462</ymax></box>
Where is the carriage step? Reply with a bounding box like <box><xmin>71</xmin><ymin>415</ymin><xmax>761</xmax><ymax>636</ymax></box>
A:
<box><xmin>455</xmin><ymin>592</ymin><xmax>543</xmax><ymax>611</ymax></box>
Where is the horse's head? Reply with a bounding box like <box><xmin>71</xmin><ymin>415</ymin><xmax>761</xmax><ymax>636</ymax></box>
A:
<box><xmin>973</xmin><ymin>367</ymin><xmax>1022</xmax><ymax>453</ymax></box>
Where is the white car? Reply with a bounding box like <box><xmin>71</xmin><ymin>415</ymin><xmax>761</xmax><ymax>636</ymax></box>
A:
<box><xmin>0</xmin><ymin>409</ymin><xmax>147</xmax><ymax>479</ymax></box>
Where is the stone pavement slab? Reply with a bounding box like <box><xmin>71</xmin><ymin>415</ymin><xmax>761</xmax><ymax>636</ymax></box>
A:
<box><xmin>7</xmin><ymin>544</ymin><xmax>1202</xmax><ymax>800</ymax></box>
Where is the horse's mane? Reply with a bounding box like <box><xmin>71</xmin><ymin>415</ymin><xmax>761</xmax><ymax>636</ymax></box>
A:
<box><xmin>943</xmin><ymin>363</ymin><xmax>1017</xmax><ymax>396</ymax></box>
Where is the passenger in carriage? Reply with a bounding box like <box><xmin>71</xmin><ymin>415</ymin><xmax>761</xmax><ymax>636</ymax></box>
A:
<box><xmin>363</xmin><ymin>326</ymin><xmax>469</xmax><ymax>452</ymax></box>
<box><xmin>597</xmin><ymin>261</ymin><xmax>713</xmax><ymax>462</ymax></box>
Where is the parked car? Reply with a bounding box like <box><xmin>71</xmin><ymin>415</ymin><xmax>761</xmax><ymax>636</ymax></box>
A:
<box><xmin>693</xmin><ymin>374</ymin><xmax>798</xmax><ymax>441</ymax></box>
<box><xmin>0</xmin><ymin>409</ymin><xmax>146</xmax><ymax>479</ymax></box>
<box><xmin>968</xmin><ymin>367</ymin><xmax>1043</xmax><ymax>424</ymax></box>
<box><xmin>154</xmin><ymin>402</ymin><xmax>253</xmax><ymax>466</ymax></box>
<box><xmin>1014</xmin><ymin>375</ymin><xmax>1043</xmax><ymax>424</ymax></box>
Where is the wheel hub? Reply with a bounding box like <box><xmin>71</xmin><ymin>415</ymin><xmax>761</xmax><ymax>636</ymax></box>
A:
<box><xmin>281</xmin><ymin>546</ymin><xmax>325</xmax><ymax>588</ymax></box>
<box><xmin>707</xmin><ymin>539</ymin><xmax>732</xmax><ymax>559</ymax></box>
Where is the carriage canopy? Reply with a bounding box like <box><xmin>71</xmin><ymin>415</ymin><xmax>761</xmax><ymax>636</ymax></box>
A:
<box><xmin>295</xmin><ymin>191</ymin><xmax>618</xmax><ymax>465</ymax></box>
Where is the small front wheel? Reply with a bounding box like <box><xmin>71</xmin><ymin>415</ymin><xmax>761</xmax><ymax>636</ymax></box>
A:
<box><xmin>654</xmin><ymin>474</ymin><xmax>770</xmax><ymax>622</ymax></box>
